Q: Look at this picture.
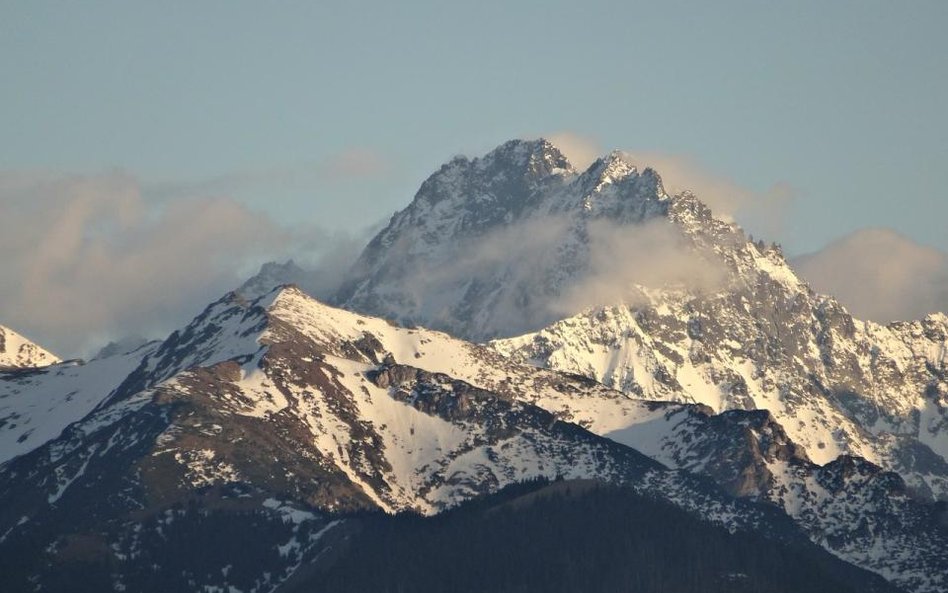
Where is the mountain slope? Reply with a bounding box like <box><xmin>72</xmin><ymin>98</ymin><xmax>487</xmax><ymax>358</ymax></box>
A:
<box><xmin>491</xmin><ymin>278</ymin><xmax>948</xmax><ymax>500</ymax></box>
<box><xmin>0</xmin><ymin>340</ymin><xmax>155</xmax><ymax>464</ymax></box>
<box><xmin>594</xmin><ymin>403</ymin><xmax>948</xmax><ymax>593</ymax></box>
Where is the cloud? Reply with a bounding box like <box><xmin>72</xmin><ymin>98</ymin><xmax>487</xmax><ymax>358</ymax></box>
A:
<box><xmin>623</xmin><ymin>152</ymin><xmax>795</xmax><ymax>235</ymax></box>
<box><xmin>0</xmin><ymin>171</ymin><xmax>294</xmax><ymax>357</ymax></box>
<box><xmin>793</xmin><ymin>228</ymin><xmax>948</xmax><ymax>322</ymax></box>
<box><xmin>382</xmin><ymin>213</ymin><xmax>728</xmax><ymax>339</ymax></box>
<box><xmin>400</xmin><ymin>215</ymin><xmax>576</xmax><ymax>335</ymax></box>
<box><xmin>554</xmin><ymin>218</ymin><xmax>728</xmax><ymax>315</ymax></box>
<box><xmin>544</xmin><ymin>132</ymin><xmax>795</xmax><ymax>240</ymax></box>
<box><xmin>286</xmin><ymin>220</ymin><xmax>388</xmax><ymax>300</ymax></box>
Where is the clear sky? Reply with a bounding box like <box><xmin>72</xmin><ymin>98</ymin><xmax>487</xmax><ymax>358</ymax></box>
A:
<box><xmin>2</xmin><ymin>1</ymin><xmax>947</xmax><ymax>355</ymax></box>
<box><xmin>3</xmin><ymin>0</ymin><xmax>947</xmax><ymax>249</ymax></box>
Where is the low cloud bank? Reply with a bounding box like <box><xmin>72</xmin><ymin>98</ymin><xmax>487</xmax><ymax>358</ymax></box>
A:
<box><xmin>793</xmin><ymin>228</ymin><xmax>948</xmax><ymax>322</ymax></box>
<box><xmin>0</xmin><ymin>170</ymin><xmax>375</xmax><ymax>357</ymax></box>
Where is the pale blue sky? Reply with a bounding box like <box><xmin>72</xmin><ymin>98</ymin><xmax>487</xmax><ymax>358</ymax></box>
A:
<box><xmin>3</xmin><ymin>1</ymin><xmax>947</xmax><ymax>253</ymax></box>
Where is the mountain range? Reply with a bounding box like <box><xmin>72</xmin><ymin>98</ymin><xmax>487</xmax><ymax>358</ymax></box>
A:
<box><xmin>1</xmin><ymin>139</ymin><xmax>946</xmax><ymax>593</ymax></box>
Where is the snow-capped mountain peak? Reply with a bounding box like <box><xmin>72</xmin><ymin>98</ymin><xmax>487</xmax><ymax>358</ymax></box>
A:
<box><xmin>335</xmin><ymin>138</ymin><xmax>774</xmax><ymax>342</ymax></box>
<box><xmin>0</xmin><ymin>325</ymin><xmax>59</xmax><ymax>369</ymax></box>
<box><xmin>476</xmin><ymin>137</ymin><xmax>575</xmax><ymax>178</ymax></box>
<box><xmin>577</xmin><ymin>150</ymin><xmax>645</xmax><ymax>193</ymax></box>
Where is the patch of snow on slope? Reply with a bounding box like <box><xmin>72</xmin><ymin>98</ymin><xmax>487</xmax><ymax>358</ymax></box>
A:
<box><xmin>0</xmin><ymin>342</ymin><xmax>157</xmax><ymax>464</ymax></box>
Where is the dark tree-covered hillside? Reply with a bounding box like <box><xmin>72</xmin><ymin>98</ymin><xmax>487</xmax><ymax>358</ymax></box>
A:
<box><xmin>285</xmin><ymin>479</ymin><xmax>902</xmax><ymax>593</ymax></box>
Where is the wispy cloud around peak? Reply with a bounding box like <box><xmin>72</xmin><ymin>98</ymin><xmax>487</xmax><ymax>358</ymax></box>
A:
<box><xmin>543</xmin><ymin>132</ymin><xmax>795</xmax><ymax>240</ymax></box>
<box><xmin>545</xmin><ymin>132</ymin><xmax>602</xmax><ymax>170</ymax></box>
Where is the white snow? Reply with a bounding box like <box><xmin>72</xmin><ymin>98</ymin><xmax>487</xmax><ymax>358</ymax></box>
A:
<box><xmin>0</xmin><ymin>342</ymin><xmax>157</xmax><ymax>465</ymax></box>
<box><xmin>48</xmin><ymin>443</ymin><xmax>99</xmax><ymax>503</ymax></box>
<box><xmin>174</xmin><ymin>448</ymin><xmax>240</xmax><ymax>487</ymax></box>
<box><xmin>0</xmin><ymin>326</ymin><xmax>60</xmax><ymax>369</ymax></box>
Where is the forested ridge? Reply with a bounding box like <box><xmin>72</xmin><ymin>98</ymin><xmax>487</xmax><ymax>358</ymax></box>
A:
<box><xmin>288</xmin><ymin>479</ymin><xmax>902</xmax><ymax>593</ymax></box>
